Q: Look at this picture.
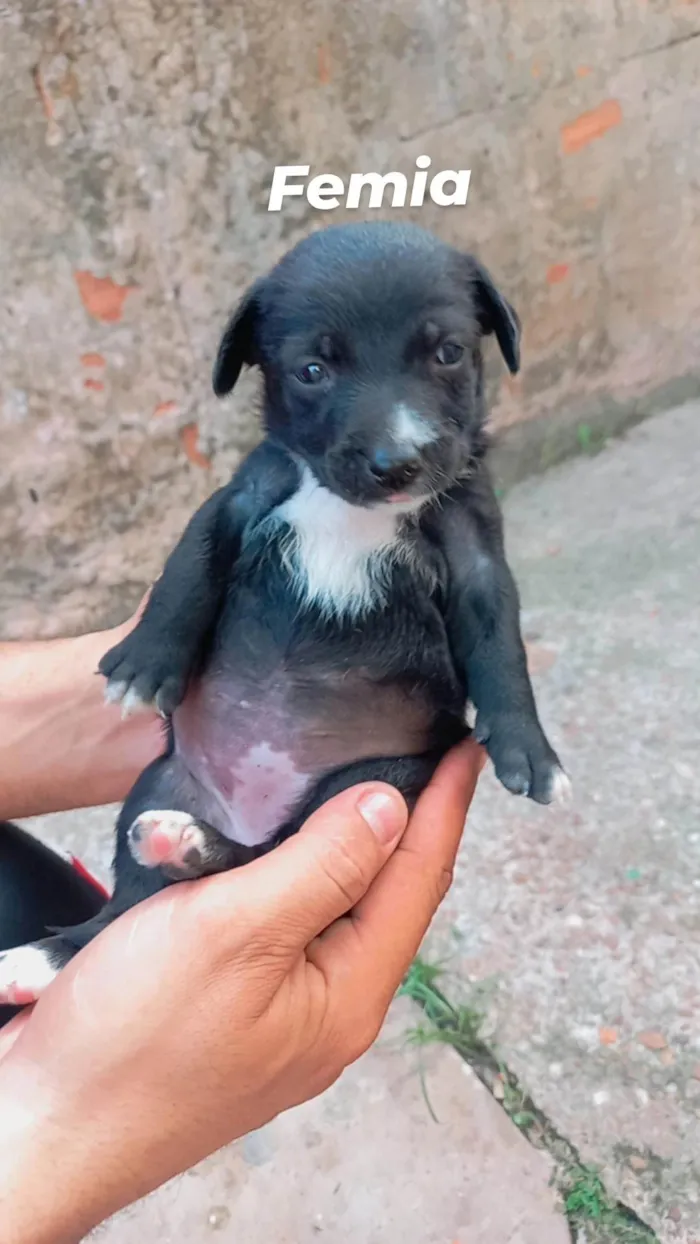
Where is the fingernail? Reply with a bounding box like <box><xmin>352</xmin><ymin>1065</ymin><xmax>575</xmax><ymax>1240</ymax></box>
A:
<box><xmin>357</xmin><ymin>790</ymin><xmax>407</xmax><ymax>844</ymax></box>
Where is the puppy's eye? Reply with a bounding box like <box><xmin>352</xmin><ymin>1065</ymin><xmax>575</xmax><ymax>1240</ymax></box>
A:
<box><xmin>434</xmin><ymin>341</ymin><xmax>465</xmax><ymax>367</ymax></box>
<box><xmin>295</xmin><ymin>362</ymin><xmax>328</xmax><ymax>385</ymax></box>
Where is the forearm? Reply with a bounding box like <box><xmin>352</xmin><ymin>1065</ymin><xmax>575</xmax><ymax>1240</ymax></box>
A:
<box><xmin>462</xmin><ymin>557</ymin><xmax>538</xmax><ymax>721</ymax></box>
<box><xmin>0</xmin><ymin>1062</ymin><xmax>275</xmax><ymax>1244</ymax></box>
<box><xmin>0</xmin><ymin>1054</ymin><xmax>149</xmax><ymax>1244</ymax></box>
<box><xmin>0</xmin><ymin>626</ymin><xmax>164</xmax><ymax>820</ymax></box>
<box><xmin>465</xmin><ymin>619</ymin><xmax>535</xmax><ymax>718</ymax></box>
<box><xmin>0</xmin><ymin>739</ymin><xmax>482</xmax><ymax>1241</ymax></box>
<box><xmin>0</xmin><ymin>1096</ymin><xmax>105</xmax><ymax>1244</ymax></box>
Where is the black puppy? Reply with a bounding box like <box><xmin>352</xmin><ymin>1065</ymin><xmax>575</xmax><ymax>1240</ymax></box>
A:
<box><xmin>0</xmin><ymin>222</ymin><xmax>569</xmax><ymax>1004</ymax></box>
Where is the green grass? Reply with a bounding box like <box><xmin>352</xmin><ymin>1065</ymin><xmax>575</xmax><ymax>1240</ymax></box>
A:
<box><xmin>497</xmin><ymin>1067</ymin><xmax>537</xmax><ymax>1131</ymax></box>
<box><xmin>562</xmin><ymin>1165</ymin><xmax>656</xmax><ymax>1242</ymax></box>
<box><xmin>400</xmin><ymin>958</ymin><xmax>537</xmax><ymax>1129</ymax></box>
<box><xmin>576</xmin><ymin>422</ymin><xmax>608</xmax><ymax>456</ymax></box>
<box><xmin>399</xmin><ymin>956</ymin><xmax>658</xmax><ymax>1242</ymax></box>
<box><xmin>565</xmin><ymin>1166</ymin><xmax>609</xmax><ymax>1219</ymax></box>
<box><xmin>398</xmin><ymin>957</ymin><xmax>487</xmax><ymax>1123</ymax></box>
<box><xmin>399</xmin><ymin>957</ymin><xmax>484</xmax><ymax>1058</ymax></box>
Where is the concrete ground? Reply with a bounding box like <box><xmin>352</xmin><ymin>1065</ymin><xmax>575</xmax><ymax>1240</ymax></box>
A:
<box><xmin>427</xmin><ymin>400</ymin><xmax>700</xmax><ymax>1241</ymax></box>
<box><xmin>16</xmin><ymin>401</ymin><xmax>700</xmax><ymax>1242</ymax></box>
<box><xmin>93</xmin><ymin>998</ymin><xmax>569</xmax><ymax>1244</ymax></box>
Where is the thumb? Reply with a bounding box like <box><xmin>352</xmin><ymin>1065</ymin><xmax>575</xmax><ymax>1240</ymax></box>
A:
<box><xmin>201</xmin><ymin>782</ymin><xmax>409</xmax><ymax>950</ymax></box>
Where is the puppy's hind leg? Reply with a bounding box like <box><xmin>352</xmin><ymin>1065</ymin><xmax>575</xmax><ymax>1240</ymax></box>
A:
<box><xmin>274</xmin><ymin>749</ymin><xmax>445</xmax><ymax>846</ymax></box>
<box><xmin>0</xmin><ymin>937</ymin><xmax>73</xmax><ymax>1007</ymax></box>
<box><xmin>128</xmin><ymin>809</ymin><xmax>259</xmax><ymax>881</ymax></box>
<box><xmin>0</xmin><ymin>819</ymin><xmax>230</xmax><ymax>1005</ymax></box>
<box><xmin>0</xmin><ymin>752</ymin><xmax>218</xmax><ymax>1008</ymax></box>
<box><xmin>0</xmin><ymin>906</ymin><xmax>117</xmax><ymax>1008</ymax></box>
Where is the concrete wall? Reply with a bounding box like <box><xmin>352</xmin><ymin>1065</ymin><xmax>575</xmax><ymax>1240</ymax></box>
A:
<box><xmin>2</xmin><ymin>0</ymin><xmax>699</xmax><ymax>638</ymax></box>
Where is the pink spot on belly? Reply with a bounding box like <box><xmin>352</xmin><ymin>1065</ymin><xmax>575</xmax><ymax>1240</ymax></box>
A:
<box><xmin>228</xmin><ymin>742</ymin><xmax>310</xmax><ymax>846</ymax></box>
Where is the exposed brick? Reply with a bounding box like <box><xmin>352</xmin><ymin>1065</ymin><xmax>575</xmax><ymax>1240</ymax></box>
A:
<box><xmin>637</xmin><ymin>1031</ymin><xmax>668</xmax><ymax>1051</ymax></box>
<box><xmin>525</xmin><ymin>642</ymin><xmax>558</xmax><ymax>675</ymax></box>
<box><xmin>74</xmin><ymin>271</ymin><xmax>137</xmax><ymax>323</ymax></box>
<box><xmin>318</xmin><ymin>43</ymin><xmax>332</xmax><ymax>85</ymax></box>
<box><xmin>180</xmin><ymin>422</ymin><xmax>211</xmax><ymax>469</ymax></box>
<box><xmin>599</xmin><ymin>1027</ymin><xmax>619</xmax><ymax>1046</ymax></box>
<box><xmin>561</xmin><ymin>100</ymin><xmax>623</xmax><ymax>154</ymax></box>
<box><xmin>546</xmin><ymin>263</ymin><xmax>570</xmax><ymax>285</ymax></box>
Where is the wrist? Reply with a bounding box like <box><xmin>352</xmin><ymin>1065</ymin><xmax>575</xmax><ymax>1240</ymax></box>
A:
<box><xmin>0</xmin><ymin>626</ymin><xmax>163</xmax><ymax>820</ymax></box>
<box><xmin>59</xmin><ymin>626</ymin><xmax>165</xmax><ymax>815</ymax></box>
<box><xmin>0</xmin><ymin>1060</ymin><xmax>98</xmax><ymax>1244</ymax></box>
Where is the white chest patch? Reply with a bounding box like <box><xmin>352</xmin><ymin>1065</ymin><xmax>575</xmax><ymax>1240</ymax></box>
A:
<box><xmin>275</xmin><ymin>467</ymin><xmax>416</xmax><ymax>618</ymax></box>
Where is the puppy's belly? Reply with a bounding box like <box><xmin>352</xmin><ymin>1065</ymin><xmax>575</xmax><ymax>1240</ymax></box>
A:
<box><xmin>172</xmin><ymin>671</ymin><xmax>438</xmax><ymax>848</ymax></box>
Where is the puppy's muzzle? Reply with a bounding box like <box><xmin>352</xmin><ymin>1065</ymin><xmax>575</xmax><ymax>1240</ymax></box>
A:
<box><xmin>368</xmin><ymin>446</ymin><xmax>422</xmax><ymax>496</ymax></box>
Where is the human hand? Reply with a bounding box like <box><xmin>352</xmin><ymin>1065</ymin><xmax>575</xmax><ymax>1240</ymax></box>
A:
<box><xmin>63</xmin><ymin>588</ymin><xmax>165</xmax><ymax>813</ymax></box>
<box><xmin>0</xmin><ymin>738</ymin><xmax>484</xmax><ymax>1244</ymax></box>
<box><xmin>0</xmin><ymin>589</ymin><xmax>164</xmax><ymax>821</ymax></box>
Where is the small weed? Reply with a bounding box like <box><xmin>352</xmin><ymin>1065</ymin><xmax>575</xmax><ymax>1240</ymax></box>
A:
<box><xmin>560</xmin><ymin>1163</ymin><xmax>656</xmax><ymax>1242</ymax></box>
<box><xmin>400</xmin><ymin>956</ymin><xmax>444</xmax><ymax>1005</ymax></box>
<box><xmin>577</xmin><ymin>422</ymin><xmax>593</xmax><ymax>452</ymax></box>
<box><xmin>576</xmin><ymin>423</ymin><xmax>607</xmax><ymax>456</ymax></box>
<box><xmin>565</xmin><ymin>1165</ymin><xmax>609</xmax><ymax>1219</ymax></box>
<box><xmin>497</xmin><ymin>1068</ymin><xmax>538</xmax><ymax>1132</ymax></box>
<box><xmin>399</xmin><ymin>958</ymin><xmax>488</xmax><ymax>1123</ymax></box>
<box><xmin>399</xmin><ymin>957</ymin><xmax>485</xmax><ymax>1060</ymax></box>
<box><xmin>400</xmin><ymin>957</ymin><xmax>659</xmax><ymax>1242</ymax></box>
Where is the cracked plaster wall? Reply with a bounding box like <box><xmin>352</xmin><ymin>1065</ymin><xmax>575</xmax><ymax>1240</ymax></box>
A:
<box><xmin>1</xmin><ymin>1</ymin><xmax>699</xmax><ymax>637</ymax></box>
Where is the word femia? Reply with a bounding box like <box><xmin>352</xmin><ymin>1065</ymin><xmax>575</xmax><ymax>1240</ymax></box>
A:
<box><xmin>268</xmin><ymin>157</ymin><xmax>471</xmax><ymax>212</ymax></box>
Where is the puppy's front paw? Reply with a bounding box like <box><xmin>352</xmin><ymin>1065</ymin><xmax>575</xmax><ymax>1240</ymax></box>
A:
<box><xmin>99</xmin><ymin>630</ymin><xmax>189</xmax><ymax>719</ymax></box>
<box><xmin>475</xmin><ymin>713</ymin><xmax>571</xmax><ymax>806</ymax></box>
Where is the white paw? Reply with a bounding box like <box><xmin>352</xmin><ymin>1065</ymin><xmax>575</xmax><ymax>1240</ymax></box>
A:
<box><xmin>104</xmin><ymin>680</ymin><xmax>153</xmax><ymax>719</ymax></box>
<box><xmin>0</xmin><ymin>945</ymin><xmax>59</xmax><ymax>1006</ymax></box>
<box><xmin>548</xmin><ymin>766</ymin><xmax>573</xmax><ymax>806</ymax></box>
<box><xmin>129</xmin><ymin>810</ymin><xmax>204</xmax><ymax>869</ymax></box>
<box><xmin>104</xmin><ymin>678</ymin><xmax>128</xmax><ymax>705</ymax></box>
<box><xmin>120</xmin><ymin>685</ymin><xmax>154</xmax><ymax>719</ymax></box>
<box><xmin>105</xmin><ymin>680</ymin><xmax>169</xmax><ymax>720</ymax></box>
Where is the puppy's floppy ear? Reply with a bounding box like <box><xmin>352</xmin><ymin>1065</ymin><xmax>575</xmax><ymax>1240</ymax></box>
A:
<box><xmin>469</xmin><ymin>258</ymin><xmax>521</xmax><ymax>375</ymax></box>
<box><xmin>212</xmin><ymin>280</ymin><xmax>263</xmax><ymax>397</ymax></box>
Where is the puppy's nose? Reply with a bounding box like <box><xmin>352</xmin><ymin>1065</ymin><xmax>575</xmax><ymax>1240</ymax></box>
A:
<box><xmin>369</xmin><ymin>447</ymin><xmax>422</xmax><ymax>492</ymax></box>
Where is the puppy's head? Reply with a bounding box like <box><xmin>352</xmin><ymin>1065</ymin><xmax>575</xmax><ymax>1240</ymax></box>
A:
<box><xmin>214</xmin><ymin>222</ymin><xmax>519</xmax><ymax>507</ymax></box>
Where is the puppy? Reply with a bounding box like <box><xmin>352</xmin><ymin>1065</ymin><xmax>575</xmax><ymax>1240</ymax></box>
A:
<box><xmin>0</xmin><ymin>222</ymin><xmax>570</xmax><ymax>1004</ymax></box>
